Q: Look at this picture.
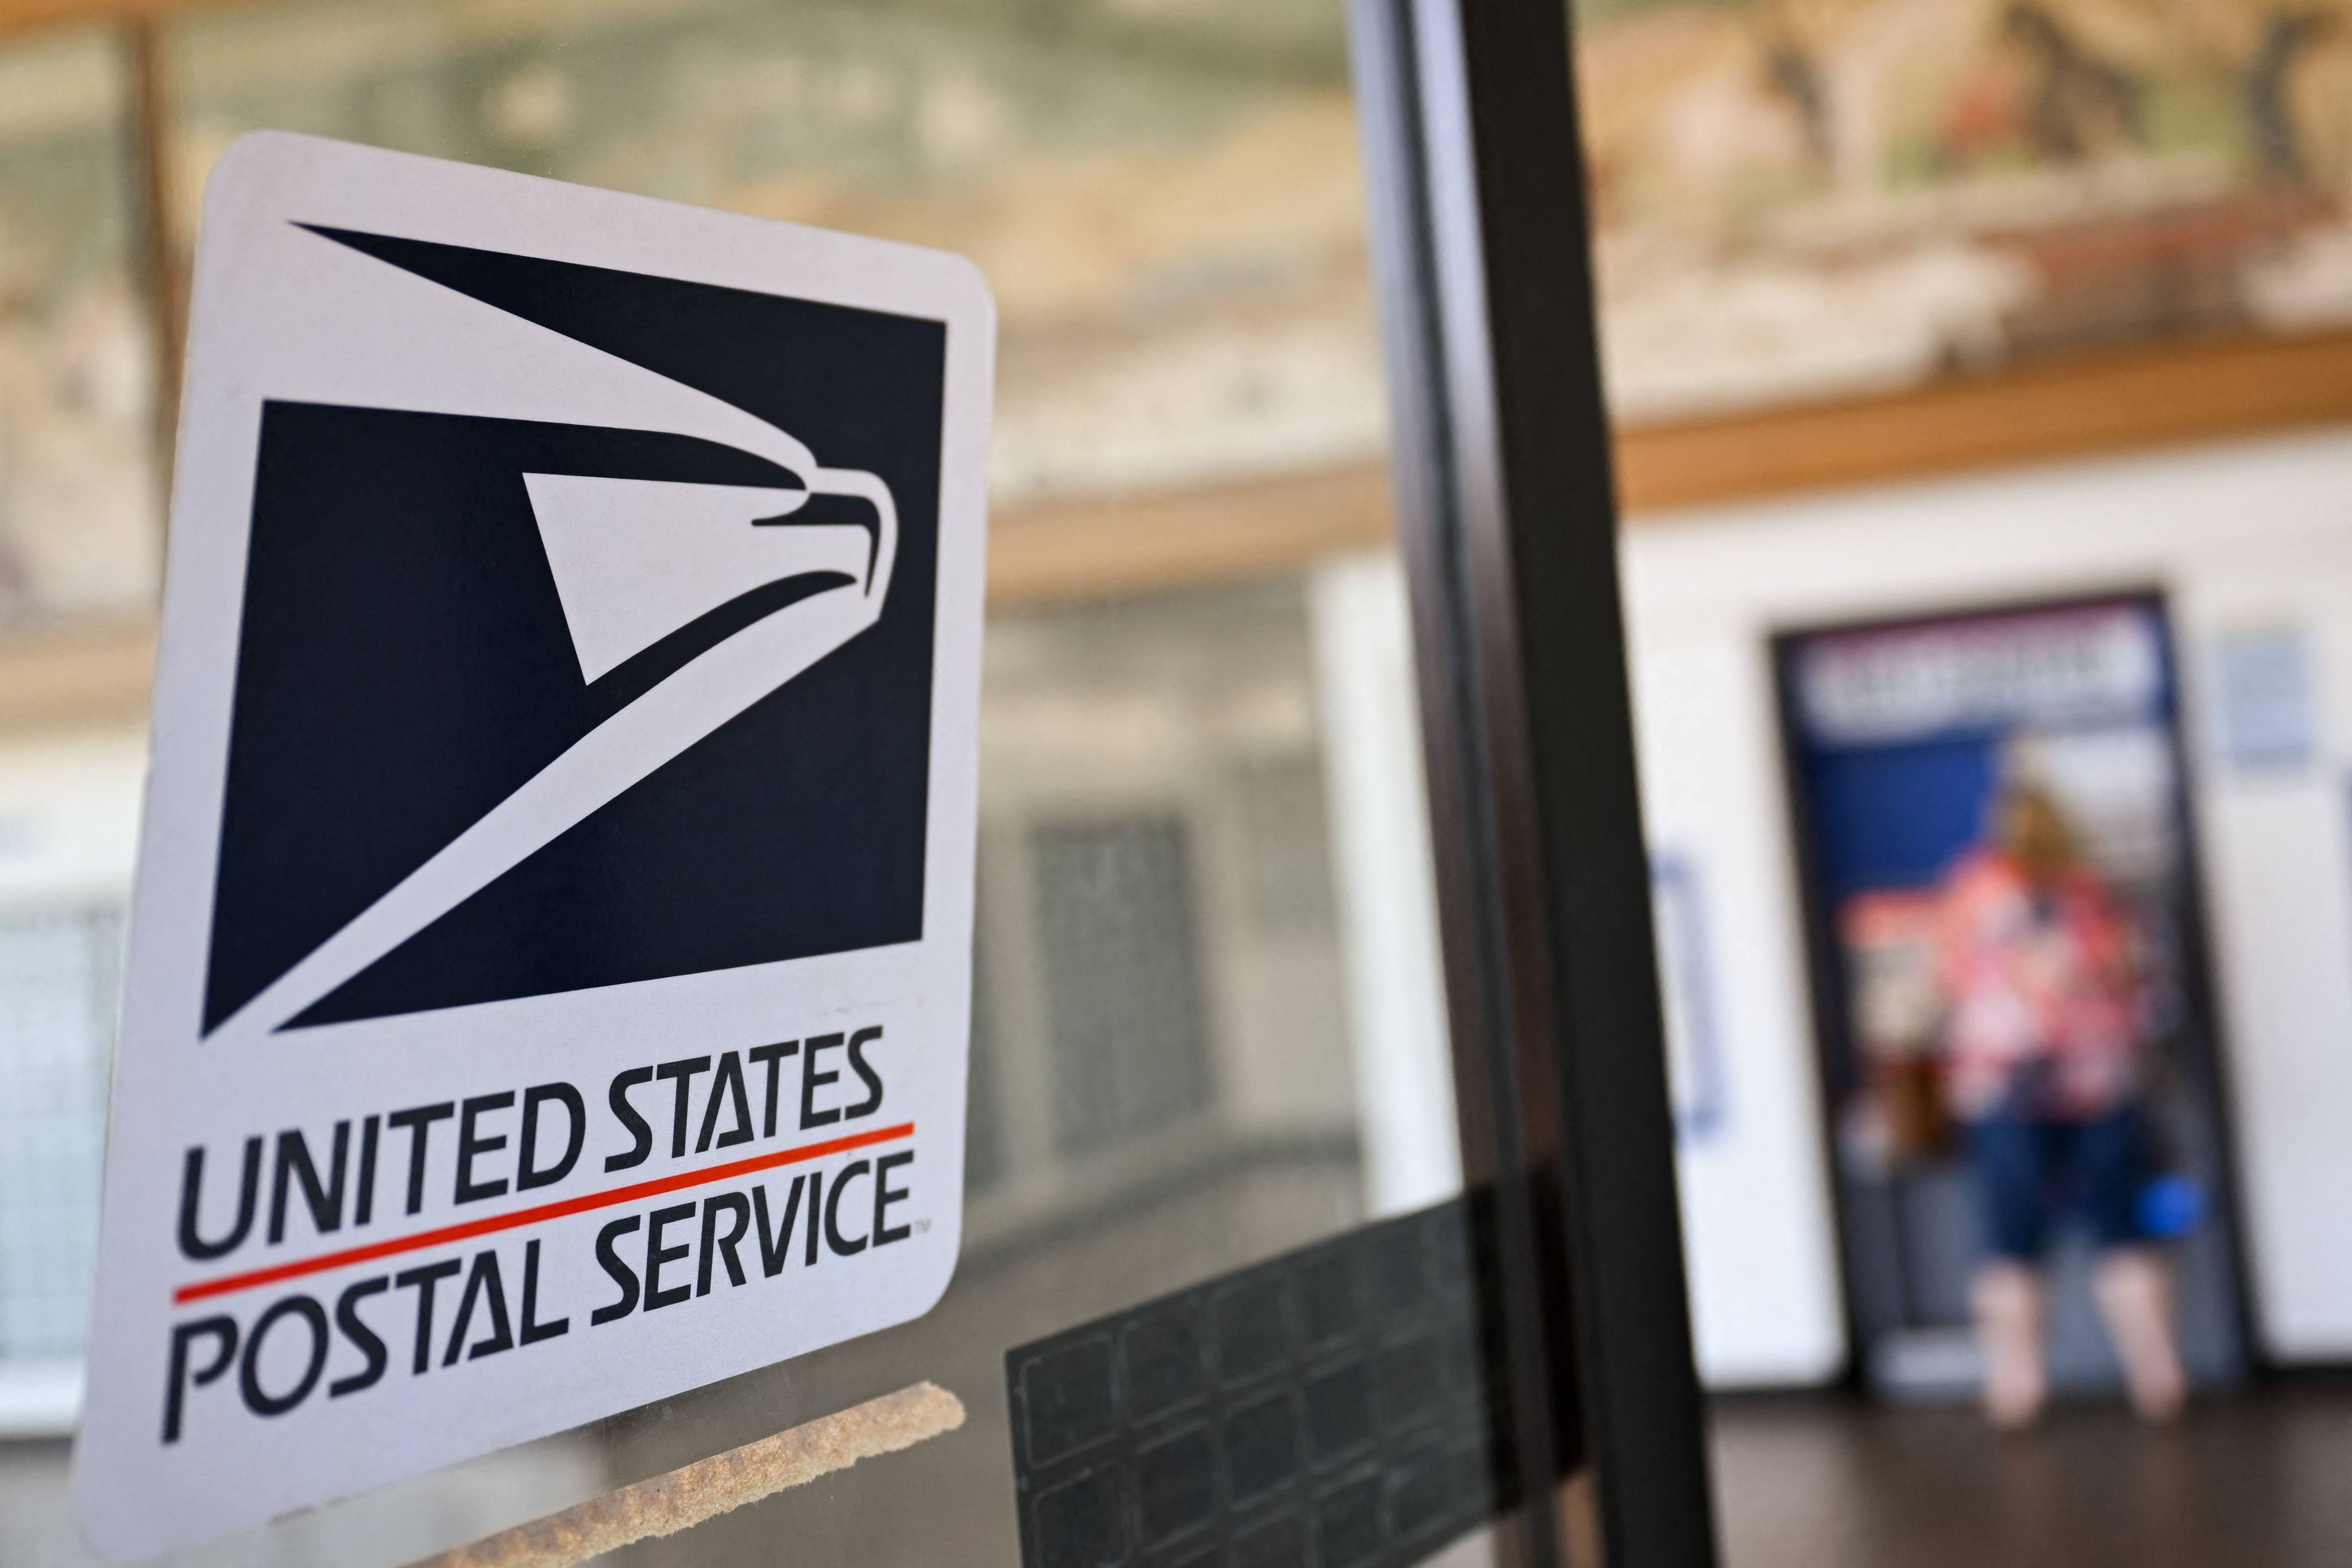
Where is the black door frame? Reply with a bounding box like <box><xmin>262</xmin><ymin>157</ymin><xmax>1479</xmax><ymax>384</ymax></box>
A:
<box><xmin>1347</xmin><ymin>3</ymin><xmax>1716</xmax><ymax>1565</ymax></box>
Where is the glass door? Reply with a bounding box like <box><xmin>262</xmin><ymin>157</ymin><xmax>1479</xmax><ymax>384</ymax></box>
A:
<box><xmin>0</xmin><ymin>2</ymin><xmax>1716</xmax><ymax>1565</ymax></box>
<box><xmin>0</xmin><ymin>1</ymin><xmax>1674</xmax><ymax>1565</ymax></box>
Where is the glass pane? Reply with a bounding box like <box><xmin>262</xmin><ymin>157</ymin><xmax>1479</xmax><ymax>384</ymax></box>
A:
<box><xmin>6</xmin><ymin>3</ymin><xmax>1496</xmax><ymax>1566</ymax></box>
<box><xmin>0</xmin><ymin>28</ymin><xmax>157</xmax><ymax>627</ymax></box>
<box><xmin>0</xmin><ymin>732</ymin><xmax>146</xmax><ymax>1555</ymax></box>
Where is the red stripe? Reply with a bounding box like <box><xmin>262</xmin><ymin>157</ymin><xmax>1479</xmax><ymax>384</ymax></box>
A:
<box><xmin>171</xmin><ymin>1120</ymin><xmax>916</xmax><ymax>1306</ymax></box>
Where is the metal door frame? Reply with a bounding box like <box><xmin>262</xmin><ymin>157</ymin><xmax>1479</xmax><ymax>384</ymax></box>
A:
<box><xmin>1346</xmin><ymin>3</ymin><xmax>1717</xmax><ymax>1565</ymax></box>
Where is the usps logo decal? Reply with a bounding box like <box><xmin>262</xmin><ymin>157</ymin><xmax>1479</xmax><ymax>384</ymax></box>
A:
<box><xmin>75</xmin><ymin>133</ymin><xmax>992</xmax><ymax>1560</ymax></box>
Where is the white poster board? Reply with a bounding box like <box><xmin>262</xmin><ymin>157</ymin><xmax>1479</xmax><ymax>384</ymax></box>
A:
<box><xmin>74</xmin><ymin>132</ymin><xmax>993</xmax><ymax>1560</ymax></box>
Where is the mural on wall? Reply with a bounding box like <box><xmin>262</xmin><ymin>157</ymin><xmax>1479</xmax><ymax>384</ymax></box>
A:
<box><xmin>1577</xmin><ymin>0</ymin><xmax>2352</xmax><ymax>418</ymax></box>
<box><xmin>26</xmin><ymin>0</ymin><xmax>2352</xmax><ymax>639</ymax></box>
<box><xmin>163</xmin><ymin>0</ymin><xmax>1378</xmax><ymax>515</ymax></box>
<box><xmin>8</xmin><ymin>0</ymin><xmax>2345</xmax><ymax>650</ymax></box>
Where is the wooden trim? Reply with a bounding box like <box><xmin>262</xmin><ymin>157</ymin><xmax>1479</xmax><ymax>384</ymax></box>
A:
<box><xmin>20</xmin><ymin>317</ymin><xmax>2352</xmax><ymax>729</ymax></box>
<box><xmin>125</xmin><ymin>14</ymin><xmax>184</xmax><ymax>503</ymax></box>
<box><xmin>0</xmin><ymin>0</ymin><xmax>198</xmax><ymax>34</ymax></box>
<box><xmin>990</xmin><ymin>323</ymin><xmax>2352</xmax><ymax>608</ymax></box>
<box><xmin>984</xmin><ymin>465</ymin><xmax>1393</xmax><ymax>607</ymax></box>
<box><xmin>0</xmin><ymin>619</ymin><xmax>156</xmax><ymax>730</ymax></box>
<box><xmin>1613</xmin><ymin>326</ymin><xmax>2352</xmax><ymax>515</ymax></box>
<box><xmin>2</xmin><ymin>324</ymin><xmax>2342</xmax><ymax>715</ymax></box>
<box><xmin>7</xmin><ymin>472</ymin><xmax>1391</xmax><ymax>729</ymax></box>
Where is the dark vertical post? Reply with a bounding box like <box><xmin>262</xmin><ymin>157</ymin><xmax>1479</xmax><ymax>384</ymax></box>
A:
<box><xmin>1346</xmin><ymin>2</ymin><xmax>1717</xmax><ymax>1565</ymax></box>
<box><xmin>125</xmin><ymin>14</ymin><xmax>184</xmax><ymax>512</ymax></box>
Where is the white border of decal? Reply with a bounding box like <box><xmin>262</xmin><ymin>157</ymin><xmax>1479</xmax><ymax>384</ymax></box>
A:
<box><xmin>75</xmin><ymin>133</ymin><xmax>992</xmax><ymax>1561</ymax></box>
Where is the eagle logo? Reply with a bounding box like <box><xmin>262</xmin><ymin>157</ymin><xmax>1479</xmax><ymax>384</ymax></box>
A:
<box><xmin>202</xmin><ymin>225</ymin><xmax>945</xmax><ymax>1040</ymax></box>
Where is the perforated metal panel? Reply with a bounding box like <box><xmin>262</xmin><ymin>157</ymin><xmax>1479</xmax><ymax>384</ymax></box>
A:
<box><xmin>1032</xmin><ymin>817</ymin><xmax>1216</xmax><ymax>1156</ymax></box>
<box><xmin>1006</xmin><ymin>1199</ymin><xmax>1505</xmax><ymax>1568</ymax></box>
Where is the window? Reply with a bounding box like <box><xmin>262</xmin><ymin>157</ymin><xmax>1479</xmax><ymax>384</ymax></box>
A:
<box><xmin>0</xmin><ymin>4</ymin><xmax>1528</xmax><ymax>1567</ymax></box>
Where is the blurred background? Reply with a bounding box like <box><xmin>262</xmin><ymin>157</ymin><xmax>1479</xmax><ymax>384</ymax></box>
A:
<box><xmin>0</xmin><ymin>0</ymin><xmax>2347</xmax><ymax>1563</ymax></box>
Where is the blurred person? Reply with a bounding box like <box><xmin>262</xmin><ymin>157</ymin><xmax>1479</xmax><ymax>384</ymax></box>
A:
<box><xmin>1936</xmin><ymin>778</ymin><xmax>2185</xmax><ymax>1429</ymax></box>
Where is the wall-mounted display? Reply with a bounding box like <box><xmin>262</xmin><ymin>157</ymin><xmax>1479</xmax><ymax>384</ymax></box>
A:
<box><xmin>1652</xmin><ymin>853</ymin><xmax>1729</xmax><ymax>1144</ymax></box>
<box><xmin>2211</xmin><ymin>624</ymin><xmax>2319</xmax><ymax>770</ymax></box>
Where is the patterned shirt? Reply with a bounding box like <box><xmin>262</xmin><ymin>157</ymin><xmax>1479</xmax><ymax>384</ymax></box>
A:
<box><xmin>1935</xmin><ymin>848</ymin><xmax>2141</xmax><ymax>1121</ymax></box>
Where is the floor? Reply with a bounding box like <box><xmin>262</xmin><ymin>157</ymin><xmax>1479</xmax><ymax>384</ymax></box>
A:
<box><xmin>1710</xmin><ymin>1385</ymin><xmax>2352</xmax><ymax>1568</ymax></box>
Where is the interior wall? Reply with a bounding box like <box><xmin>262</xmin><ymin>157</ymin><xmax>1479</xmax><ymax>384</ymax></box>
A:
<box><xmin>1621</xmin><ymin>426</ymin><xmax>2352</xmax><ymax>1384</ymax></box>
